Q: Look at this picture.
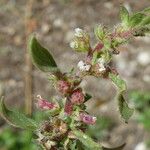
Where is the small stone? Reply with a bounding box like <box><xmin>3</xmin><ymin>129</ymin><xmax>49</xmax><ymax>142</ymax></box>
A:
<box><xmin>134</xmin><ymin>142</ymin><xmax>147</xmax><ymax>150</ymax></box>
<box><xmin>137</xmin><ymin>52</ymin><xmax>150</xmax><ymax>66</ymax></box>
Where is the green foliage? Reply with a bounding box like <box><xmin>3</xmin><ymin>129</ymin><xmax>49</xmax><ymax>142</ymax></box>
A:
<box><xmin>120</xmin><ymin>6</ymin><xmax>129</xmax><ymax>28</ymax></box>
<box><xmin>143</xmin><ymin>7</ymin><xmax>150</xmax><ymax>13</ymax></box>
<box><xmin>94</xmin><ymin>25</ymin><xmax>106</xmax><ymax>41</ymax></box>
<box><xmin>29</xmin><ymin>36</ymin><xmax>59</xmax><ymax>72</ymax></box>
<box><xmin>109</xmin><ymin>73</ymin><xmax>133</xmax><ymax>122</ymax></box>
<box><xmin>0</xmin><ymin>126</ymin><xmax>38</xmax><ymax>150</ymax></box>
<box><xmin>2</xmin><ymin>5</ymin><xmax>150</xmax><ymax>150</ymax></box>
<box><xmin>129</xmin><ymin>12</ymin><xmax>146</xmax><ymax>27</ymax></box>
<box><xmin>0</xmin><ymin>97</ymin><xmax>37</xmax><ymax>130</ymax></box>
<box><xmin>84</xmin><ymin>93</ymin><xmax>92</xmax><ymax>102</ymax></box>
<box><xmin>140</xmin><ymin>16</ymin><xmax>150</xmax><ymax>26</ymax></box>
<box><xmin>87</xmin><ymin>116</ymin><xmax>113</xmax><ymax>140</ymax></box>
<box><xmin>109</xmin><ymin>73</ymin><xmax>126</xmax><ymax>92</ymax></box>
<box><xmin>129</xmin><ymin>91</ymin><xmax>150</xmax><ymax>130</ymax></box>
<box><xmin>72</xmin><ymin>130</ymin><xmax>102</xmax><ymax>150</ymax></box>
<box><xmin>118</xmin><ymin>94</ymin><xmax>134</xmax><ymax>123</ymax></box>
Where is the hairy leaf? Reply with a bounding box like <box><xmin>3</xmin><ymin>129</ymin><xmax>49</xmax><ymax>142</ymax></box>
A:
<box><xmin>120</xmin><ymin>6</ymin><xmax>129</xmax><ymax>27</ymax></box>
<box><xmin>29</xmin><ymin>36</ymin><xmax>59</xmax><ymax>72</ymax></box>
<box><xmin>109</xmin><ymin>73</ymin><xmax>126</xmax><ymax>92</ymax></box>
<box><xmin>73</xmin><ymin>130</ymin><xmax>102</xmax><ymax>150</ymax></box>
<box><xmin>102</xmin><ymin>143</ymin><xmax>126</xmax><ymax>150</ymax></box>
<box><xmin>0</xmin><ymin>97</ymin><xmax>38</xmax><ymax>130</ymax></box>
<box><xmin>129</xmin><ymin>13</ymin><xmax>145</xmax><ymax>27</ymax></box>
<box><xmin>140</xmin><ymin>16</ymin><xmax>150</xmax><ymax>26</ymax></box>
<box><xmin>118</xmin><ymin>94</ymin><xmax>134</xmax><ymax>123</ymax></box>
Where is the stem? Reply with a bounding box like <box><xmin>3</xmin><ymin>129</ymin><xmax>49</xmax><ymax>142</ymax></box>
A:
<box><xmin>24</xmin><ymin>0</ymin><xmax>35</xmax><ymax>115</ymax></box>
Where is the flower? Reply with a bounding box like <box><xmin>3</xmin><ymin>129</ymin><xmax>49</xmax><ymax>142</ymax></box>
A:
<box><xmin>98</xmin><ymin>64</ymin><xmax>106</xmax><ymax>72</ymax></box>
<box><xmin>74</xmin><ymin>28</ymin><xmax>84</xmax><ymax>37</ymax></box>
<box><xmin>64</xmin><ymin>100</ymin><xmax>73</xmax><ymax>115</ymax></box>
<box><xmin>36</xmin><ymin>95</ymin><xmax>56</xmax><ymax>110</ymax></box>
<box><xmin>70</xmin><ymin>89</ymin><xmax>85</xmax><ymax>105</ymax></box>
<box><xmin>57</xmin><ymin>80</ymin><xmax>70</xmax><ymax>94</ymax></box>
<box><xmin>80</xmin><ymin>113</ymin><xmax>97</xmax><ymax>125</ymax></box>
<box><xmin>97</xmin><ymin>58</ymin><xmax>106</xmax><ymax>72</ymax></box>
<box><xmin>70</xmin><ymin>40</ymin><xmax>78</xmax><ymax>49</ymax></box>
<box><xmin>70</xmin><ymin>28</ymin><xmax>90</xmax><ymax>52</ymax></box>
<box><xmin>77</xmin><ymin>60</ymin><xmax>91</xmax><ymax>71</ymax></box>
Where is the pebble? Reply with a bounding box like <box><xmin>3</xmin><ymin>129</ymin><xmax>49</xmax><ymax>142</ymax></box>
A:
<box><xmin>135</xmin><ymin>142</ymin><xmax>147</xmax><ymax>150</ymax></box>
<box><xmin>137</xmin><ymin>52</ymin><xmax>150</xmax><ymax>66</ymax></box>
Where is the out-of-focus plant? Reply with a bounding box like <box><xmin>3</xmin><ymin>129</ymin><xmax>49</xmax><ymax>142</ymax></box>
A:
<box><xmin>0</xmin><ymin>126</ymin><xmax>37</xmax><ymax>150</ymax></box>
<box><xmin>129</xmin><ymin>91</ymin><xmax>150</xmax><ymax>129</ymax></box>
<box><xmin>87</xmin><ymin>116</ymin><xmax>113</xmax><ymax>141</ymax></box>
<box><xmin>129</xmin><ymin>90</ymin><xmax>150</xmax><ymax>149</ymax></box>
<box><xmin>0</xmin><ymin>6</ymin><xmax>150</xmax><ymax>150</ymax></box>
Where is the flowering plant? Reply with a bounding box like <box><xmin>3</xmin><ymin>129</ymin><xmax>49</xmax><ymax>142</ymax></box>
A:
<box><xmin>0</xmin><ymin>6</ymin><xmax>150</xmax><ymax>150</ymax></box>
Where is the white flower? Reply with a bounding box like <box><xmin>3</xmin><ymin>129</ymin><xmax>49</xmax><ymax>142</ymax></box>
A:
<box><xmin>77</xmin><ymin>60</ymin><xmax>91</xmax><ymax>71</ymax></box>
<box><xmin>98</xmin><ymin>64</ymin><xmax>106</xmax><ymax>72</ymax></box>
<box><xmin>97</xmin><ymin>58</ymin><xmax>106</xmax><ymax>72</ymax></box>
<box><xmin>97</xmin><ymin>58</ymin><xmax>105</xmax><ymax>65</ymax></box>
<box><xmin>75</xmin><ymin>28</ymin><xmax>84</xmax><ymax>37</ymax></box>
<box><xmin>70</xmin><ymin>41</ymin><xmax>78</xmax><ymax>49</ymax></box>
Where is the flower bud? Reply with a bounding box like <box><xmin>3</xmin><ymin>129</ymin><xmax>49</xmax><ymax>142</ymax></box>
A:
<box><xmin>37</xmin><ymin>95</ymin><xmax>56</xmax><ymax>110</ymax></box>
<box><xmin>94</xmin><ymin>25</ymin><xmax>106</xmax><ymax>41</ymax></box>
<box><xmin>70</xmin><ymin>28</ymin><xmax>90</xmax><ymax>52</ymax></box>
<box><xmin>57</xmin><ymin>80</ymin><xmax>70</xmax><ymax>94</ymax></box>
<box><xmin>64</xmin><ymin>100</ymin><xmax>73</xmax><ymax>115</ymax></box>
<box><xmin>70</xmin><ymin>89</ymin><xmax>85</xmax><ymax>105</ymax></box>
<box><xmin>80</xmin><ymin>113</ymin><xmax>97</xmax><ymax>125</ymax></box>
<box><xmin>74</xmin><ymin>28</ymin><xmax>84</xmax><ymax>38</ymax></box>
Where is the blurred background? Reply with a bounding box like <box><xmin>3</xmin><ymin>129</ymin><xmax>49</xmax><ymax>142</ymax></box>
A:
<box><xmin>0</xmin><ymin>0</ymin><xmax>150</xmax><ymax>150</ymax></box>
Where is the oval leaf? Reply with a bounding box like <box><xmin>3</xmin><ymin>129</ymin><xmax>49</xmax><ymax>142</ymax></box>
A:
<box><xmin>118</xmin><ymin>94</ymin><xmax>134</xmax><ymax>123</ymax></box>
<box><xmin>129</xmin><ymin>13</ymin><xmax>145</xmax><ymax>27</ymax></box>
<box><xmin>140</xmin><ymin>16</ymin><xmax>150</xmax><ymax>26</ymax></box>
<box><xmin>73</xmin><ymin>130</ymin><xmax>102</xmax><ymax>150</ymax></box>
<box><xmin>0</xmin><ymin>97</ymin><xmax>38</xmax><ymax>130</ymax></box>
<box><xmin>109</xmin><ymin>73</ymin><xmax>126</xmax><ymax>92</ymax></box>
<box><xmin>29</xmin><ymin>36</ymin><xmax>59</xmax><ymax>72</ymax></box>
<box><xmin>120</xmin><ymin>6</ymin><xmax>129</xmax><ymax>27</ymax></box>
<box><xmin>102</xmin><ymin>143</ymin><xmax>126</xmax><ymax>150</ymax></box>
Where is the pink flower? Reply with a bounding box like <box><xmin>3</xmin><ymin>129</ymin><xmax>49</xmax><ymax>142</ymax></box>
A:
<box><xmin>36</xmin><ymin>95</ymin><xmax>56</xmax><ymax>110</ymax></box>
<box><xmin>64</xmin><ymin>100</ymin><xmax>73</xmax><ymax>115</ymax></box>
<box><xmin>70</xmin><ymin>89</ymin><xmax>85</xmax><ymax>105</ymax></box>
<box><xmin>57</xmin><ymin>80</ymin><xmax>70</xmax><ymax>94</ymax></box>
<box><xmin>80</xmin><ymin>113</ymin><xmax>97</xmax><ymax>125</ymax></box>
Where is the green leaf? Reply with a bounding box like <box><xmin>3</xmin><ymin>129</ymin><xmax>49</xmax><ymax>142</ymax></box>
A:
<box><xmin>73</xmin><ymin>130</ymin><xmax>102</xmax><ymax>150</ymax></box>
<box><xmin>0</xmin><ymin>97</ymin><xmax>38</xmax><ymax>130</ymax></box>
<box><xmin>140</xmin><ymin>16</ymin><xmax>150</xmax><ymax>26</ymax></box>
<box><xmin>118</xmin><ymin>94</ymin><xmax>134</xmax><ymax>123</ymax></box>
<box><xmin>120</xmin><ymin>6</ymin><xmax>129</xmax><ymax>27</ymax></box>
<box><xmin>129</xmin><ymin>13</ymin><xmax>145</xmax><ymax>27</ymax></box>
<box><xmin>143</xmin><ymin>7</ymin><xmax>150</xmax><ymax>14</ymax></box>
<box><xmin>29</xmin><ymin>36</ymin><xmax>59</xmax><ymax>72</ymax></box>
<box><xmin>109</xmin><ymin>73</ymin><xmax>126</xmax><ymax>92</ymax></box>
<box><xmin>94</xmin><ymin>25</ymin><xmax>106</xmax><ymax>41</ymax></box>
<box><xmin>84</xmin><ymin>93</ymin><xmax>92</xmax><ymax>102</ymax></box>
<box><xmin>102</xmin><ymin>143</ymin><xmax>126</xmax><ymax>150</ymax></box>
